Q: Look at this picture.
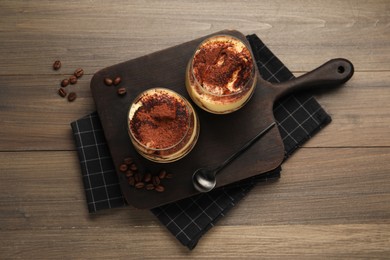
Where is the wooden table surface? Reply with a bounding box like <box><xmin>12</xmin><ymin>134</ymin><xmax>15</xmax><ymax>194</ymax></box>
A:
<box><xmin>1</xmin><ymin>0</ymin><xmax>389</xmax><ymax>258</ymax></box>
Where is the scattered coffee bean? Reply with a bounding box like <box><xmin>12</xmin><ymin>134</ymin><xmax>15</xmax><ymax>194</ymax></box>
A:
<box><xmin>67</xmin><ymin>92</ymin><xmax>77</xmax><ymax>102</ymax></box>
<box><xmin>135</xmin><ymin>182</ymin><xmax>145</xmax><ymax>189</ymax></box>
<box><xmin>120</xmin><ymin>156</ymin><xmax>174</xmax><ymax>192</ymax></box>
<box><xmin>129</xmin><ymin>163</ymin><xmax>137</xmax><ymax>171</ymax></box>
<box><xmin>125</xmin><ymin>170</ymin><xmax>134</xmax><ymax>177</ymax></box>
<box><xmin>146</xmin><ymin>183</ymin><xmax>155</xmax><ymax>190</ymax></box>
<box><xmin>128</xmin><ymin>177</ymin><xmax>135</xmax><ymax>186</ymax></box>
<box><xmin>61</xmin><ymin>79</ymin><xmax>70</xmax><ymax>87</ymax></box>
<box><xmin>144</xmin><ymin>172</ymin><xmax>152</xmax><ymax>183</ymax></box>
<box><xmin>134</xmin><ymin>173</ymin><xmax>142</xmax><ymax>183</ymax></box>
<box><xmin>104</xmin><ymin>77</ymin><xmax>113</xmax><ymax>86</ymax></box>
<box><xmin>152</xmin><ymin>176</ymin><xmax>160</xmax><ymax>186</ymax></box>
<box><xmin>113</xmin><ymin>76</ymin><xmax>121</xmax><ymax>86</ymax></box>
<box><xmin>155</xmin><ymin>185</ymin><xmax>165</xmax><ymax>192</ymax></box>
<box><xmin>58</xmin><ymin>88</ymin><xmax>67</xmax><ymax>98</ymax></box>
<box><xmin>69</xmin><ymin>75</ymin><xmax>77</xmax><ymax>84</ymax></box>
<box><xmin>53</xmin><ymin>60</ymin><xmax>61</xmax><ymax>70</ymax></box>
<box><xmin>51</xmin><ymin>61</ymin><xmax>83</xmax><ymax>102</ymax></box>
<box><xmin>158</xmin><ymin>170</ymin><xmax>167</xmax><ymax>179</ymax></box>
<box><xmin>74</xmin><ymin>68</ymin><xmax>84</xmax><ymax>78</ymax></box>
<box><xmin>123</xmin><ymin>157</ymin><xmax>133</xmax><ymax>165</ymax></box>
<box><xmin>117</xmin><ymin>87</ymin><xmax>127</xmax><ymax>96</ymax></box>
<box><xmin>119</xmin><ymin>164</ymin><xmax>128</xmax><ymax>172</ymax></box>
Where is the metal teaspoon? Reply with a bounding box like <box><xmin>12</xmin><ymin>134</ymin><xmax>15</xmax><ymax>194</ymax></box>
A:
<box><xmin>192</xmin><ymin>122</ymin><xmax>276</xmax><ymax>193</ymax></box>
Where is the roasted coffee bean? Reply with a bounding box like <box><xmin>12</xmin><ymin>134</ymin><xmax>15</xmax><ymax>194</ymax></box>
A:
<box><xmin>143</xmin><ymin>172</ymin><xmax>152</xmax><ymax>183</ymax></box>
<box><xmin>113</xmin><ymin>76</ymin><xmax>121</xmax><ymax>86</ymax></box>
<box><xmin>125</xmin><ymin>170</ymin><xmax>134</xmax><ymax>177</ymax></box>
<box><xmin>146</xmin><ymin>183</ymin><xmax>155</xmax><ymax>190</ymax></box>
<box><xmin>58</xmin><ymin>88</ymin><xmax>67</xmax><ymax>98</ymax></box>
<box><xmin>128</xmin><ymin>177</ymin><xmax>135</xmax><ymax>186</ymax></box>
<box><xmin>166</xmin><ymin>173</ymin><xmax>173</xmax><ymax>179</ymax></box>
<box><xmin>134</xmin><ymin>173</ymin><xmax>142</xmax><ymax>183</ymax></box>
<box><xmin>123</xmin><ymin>157</ymin><xmax>133</xmax><ymax>165</ymax></box>
<box><xmin>117</xmin><ymin>87</ymin><xmax>127</xmax><ymax>96</ymax></box>
<box><xmin>152</xmin><ymin>176</ymin><xmax>160</xmax><ymax>186</ymax></box>
<box><xmin>119</xmin><ymin>164</ymin><xmax>128</xmax><ymax>172</ymax></box>
<box><xmin>69</xmin><ymin>75</ymin><xmax>77</xmax><ymax>84</ymax></box>
<box><xmin>74</xmin><ymin>68</ymin><xmax>84</xmax><ymax>78</ymax></box>
<box><xmin>104</xmin><ymin>77</ymin><xmax>113</xmax><ymax>86</ymax></box>
<box><xmin>135</xmin><ymin>182</ymin><xmax>145</xmax><ymax>189</ymax></box>
<box><xmin>158</xmin><ymin>170</ymin><xmax>167</xmax><ymax>179</ymax></box>
<box><xmin>129</xmin><ymin>163</ymin><xmax>137</xmax><ymax>171</ymax></box>
<box><xmin>53</xmin><ymin>60</ymin><xmax>61</xmax><ymax>70</ymax></box>
<box><xmin>61</xmin><ymin>79</ymin><xmax>69</xmax><ymax>87</ymax></box>
<box><xmin>155</xmin><ymin>185</ymin><xmax>165</xmax><ymax>192</ymax></box>
<box><xmin>67</xmin><ymin>92</ymin><xmax>77</xmax><ymax>102</ymax></box>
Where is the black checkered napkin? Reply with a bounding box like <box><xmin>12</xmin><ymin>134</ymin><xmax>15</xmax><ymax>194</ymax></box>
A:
<box><xmin>71</xmin><ymin>34</ymin><xmax>331</xmax><ymax>249</ymax></box>
<box><xmin>71</xmin><ymin>113</ymin><xmax>126</xmax><ymax>212</ymax></box>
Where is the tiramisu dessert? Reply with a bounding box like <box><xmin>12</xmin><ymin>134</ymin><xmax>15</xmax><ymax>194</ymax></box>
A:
<box><xmin>128</xmin><ymin>88</ymin><xmax>199</xmax><ymax>163</ymax></box>
<box><xmin>186</xmin><ymin>35</ymin><xmax>257</xmax><ymax>114</ymax></box>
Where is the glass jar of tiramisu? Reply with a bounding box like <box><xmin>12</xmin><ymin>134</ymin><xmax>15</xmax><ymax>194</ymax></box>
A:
<box><xmin>128</xmin><ymin>88</ymin><xmax>199</xmax><ymax>163</ymax></box>
<box><xmin>186</xmin><ymin>35</ymin><xmax>257</xmax><ymax>114</ymax></box>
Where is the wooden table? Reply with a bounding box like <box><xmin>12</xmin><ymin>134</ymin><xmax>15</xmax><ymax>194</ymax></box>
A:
<box><xmin>1</xmin><ymin>1</ymin><xmax>389</xmax><ymax>258</ymax></box>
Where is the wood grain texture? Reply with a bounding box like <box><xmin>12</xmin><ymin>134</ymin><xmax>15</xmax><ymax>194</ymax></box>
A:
<box><xmin>1</xmin><ymin>225</ymin><xmax>390</xmax><ymax>259</ymax></box>
<box><xmin>0</xmin><ymin>0</ymin><xmax>389</xmax><ymax>258</ymax></box>
<box><xmin>0</xmin><ymin>0</ymin><xmax>389</xmax><ymax>74</ymax></box>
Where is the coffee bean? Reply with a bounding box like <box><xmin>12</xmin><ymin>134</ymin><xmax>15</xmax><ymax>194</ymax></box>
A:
<box><xmin>152</xmin><ymin>176</ymin><xmax>160</xmax><ymax>186</ymax></box>
<box><xmin>121</xmin><ymin>155</ymin><xmax>174</xmax><ymax>192</ymax></box>
<box><xmin>61</xmin><ymin>79</ymin><xmax>69</xmax><ymax>87</ymax></box>
<box><xmin>128</xmin><ymin>177</ymin><xmax>135</xmax><ymax>186</ymax></box>
<box><xmin>125</xmin><ymin>170</ymin><xmax>134</xmax><ymax>177</ymax></box>
<box><xmin>113</xmin><ymin>76</ymin><xmax>121</xmax><ymax>86</ymax></box>
<box><xmin>104</xmin><ymin>77</ymin><xmax>113</xmax><ymax>86</ymax></box>
<box><xmin>146</xmin><ymin>183</ymin><xmax>155</xmax><ymax>190</ymax></box>
<box><xmin>135</xmin><ymin>182</ymin><xmax>145</xmax><ymax>189</ymax></box>
<box><xmin>129</xmin><ymin>163</ymin><xmax>137</xmax><ymax>171</ymax></box>
<box><xmin>74</xmin><ymin>68</ymin><xmax>84</xmax><ymax>78</ymax></box>
<box><xmin>117</xmin><ymin>87</ymin><xmax>127</xmax><ymax>96</ymax></box>
<box><xmin>69</xmin><ymin>75</ymin><xmax>77</xmax><ymax>84</ymax></box>
<box><xmin>144</xmin><ymin>173</ymin><xmax>152</xmax><ymax>183</ymax></box>
<box><xmin>134</xmin><ymin>173</ymin><xmax>142</xmax><ymax>183</ymax></box>
<box><xmin>155</xmin><ymin>185</ymin><xmax>165</xmax><ymax>192</ymax></box>
<box><xmin>67</xmin><ymin>92</ymin><xmax>77</xmax><ymax>102</ymax></box>
<box><xmin>58</xmin><ymin>88</ymin><xmax>67</xmax><ymax>98</ymax></box>
<box><xmin>123</xmin><ymin>157</ymin><xmax>133</xmax><ymax>165</ymax></box>
<box><xmin>53</xmin><ymin>60</ymin><xmax>61</xmax><ymax>70</ymax></box>
<box><xmin>158</xmin><ymin>170</ymin><xmax>167</xmax><ymax>179</ymax></box>
<box><xmin>119</xmin><ymin>164</ymin><xmax>128</xmax><ymax>172</ymax></box>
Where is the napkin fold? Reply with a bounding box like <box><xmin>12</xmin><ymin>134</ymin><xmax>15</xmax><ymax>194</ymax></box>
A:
<box><xmin>71</xmin><ymin>34</ymin><xmax>331</xmax><ymax>249</ymax></box>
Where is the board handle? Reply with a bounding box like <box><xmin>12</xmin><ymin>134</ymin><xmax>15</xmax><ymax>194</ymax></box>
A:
<box><xmin>272</xmin><ymin>58</ymin><xmax>354</xmax><ymax>101</ymax></box>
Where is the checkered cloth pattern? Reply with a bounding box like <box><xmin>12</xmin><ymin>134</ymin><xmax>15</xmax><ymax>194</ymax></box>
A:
<box><xmin>71</xmin><ymin>34</ymin><xmax>331</xmax><ymax>249</ymax></box>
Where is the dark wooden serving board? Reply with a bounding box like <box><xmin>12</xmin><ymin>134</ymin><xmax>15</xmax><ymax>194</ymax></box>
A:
<box><xmin>90</xmin><ymin>30</ymin><xmax>354</xmax><ymax>209</ymax></box>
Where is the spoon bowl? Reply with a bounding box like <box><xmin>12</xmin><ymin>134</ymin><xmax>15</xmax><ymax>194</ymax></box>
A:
<box><xmin>192</xmin><ymin>168</ymin><xmax>217</xmax><ymax>193</ymax></box>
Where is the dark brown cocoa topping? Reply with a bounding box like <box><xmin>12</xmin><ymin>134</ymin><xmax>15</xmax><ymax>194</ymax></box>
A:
<box><xmin>130</xmin><ymin>92</ymin><xmax>189</xmax><ymax>149</ymax></box>
<box><xmin>192</xmin><ymin>39</ymin><xmax>253</xmax><ymax>94</ymax></box>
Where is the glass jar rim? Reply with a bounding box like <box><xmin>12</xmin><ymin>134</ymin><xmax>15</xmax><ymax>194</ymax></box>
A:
<box><xmin>128</xmin><ymin>88</ymin><xmax>194</xmax><ymax>152</ymax></box>
<box><xmin>189</xmin><ymin>34</ymin><xmax>256</xmax><ymax>97</ymax></box>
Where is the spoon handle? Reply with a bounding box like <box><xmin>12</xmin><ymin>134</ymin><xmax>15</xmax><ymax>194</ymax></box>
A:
<box><xmin>214</xmin><ymin>122</ymin><xmax>276</xmax><ymax>174</ymax></box>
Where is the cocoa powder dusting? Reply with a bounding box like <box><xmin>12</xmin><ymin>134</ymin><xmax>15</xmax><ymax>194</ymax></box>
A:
<box><xmin>193</xmin><ymin>40</ymin><xmax>253</xmax><ymax>94</ymax></box>
<box><xmin>130</xmin><ymin>93</ymin><xmax>189</xmax><ymax>149</ymax></box>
